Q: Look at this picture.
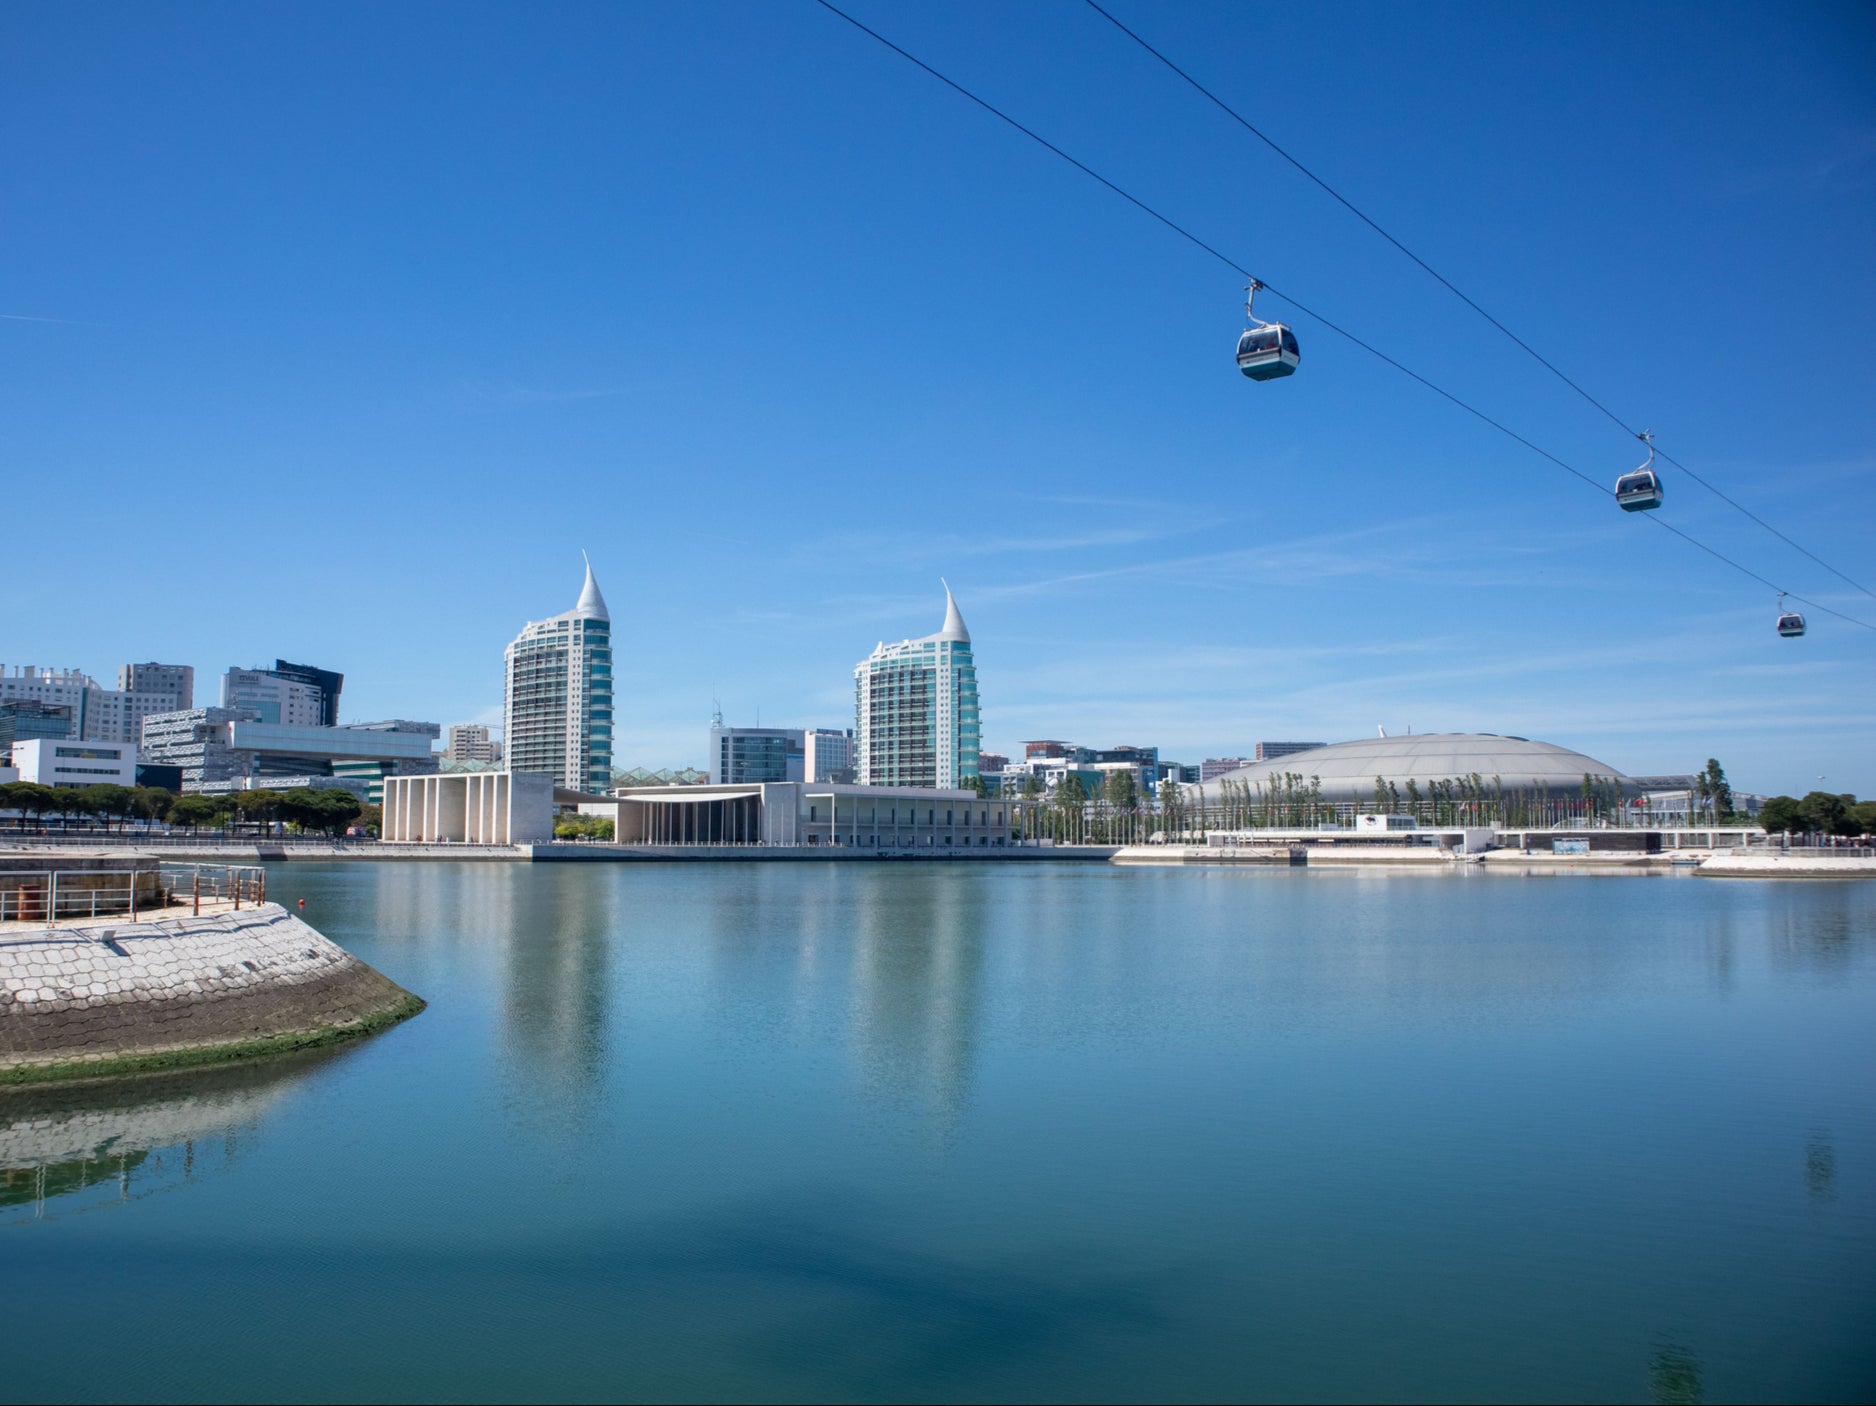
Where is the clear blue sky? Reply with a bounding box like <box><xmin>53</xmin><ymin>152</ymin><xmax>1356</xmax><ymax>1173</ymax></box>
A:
<box><xmin>4</xmin><ymin>1</ymin><xmax>1872</xmax><ymax>795</ymax></box>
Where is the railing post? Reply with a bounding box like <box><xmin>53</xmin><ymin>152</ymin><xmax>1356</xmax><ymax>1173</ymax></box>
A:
<box><xmin>193</xmin><ymin>871</ymin><xmax>200</xmax><ymax>916</ymax></box>
<box><xmin>130</xmin><ymin>871</ymin><xmax>138</xmax><ymax>922</ymax></box>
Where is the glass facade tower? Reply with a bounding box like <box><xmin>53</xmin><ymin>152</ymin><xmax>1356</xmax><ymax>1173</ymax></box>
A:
<box><xmin>854</xmin><ymin>585</ymin><xmax>980</xmax><ymax>789</ymax></box>
<box><xmin>504</xmin><ymin>557</ymin><xmax>613</xmax><ymax>792</ymax></box>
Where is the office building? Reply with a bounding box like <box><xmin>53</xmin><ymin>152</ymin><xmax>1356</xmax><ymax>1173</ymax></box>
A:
<box><xmin>1202</xmin><ymin>757</ymin><xmax>1255</xmax><ymax>782</ymax></box>
<box><xmin>978</xmin><ymin>751</ymin><xmax>1008</xmax><ymax>775</ymax></box>
<box><xmin>854</xmin><ymin>584</ymin><xmax>980</xmax><ymax>789</ymax></box>
<box><xmin>804</xmin><ymin>728</ymin><xmax>856</xmax><ymax>784</ymax></box>
<box><xmin>504</xmin><ymin>556</ymin><xmax>614</xmax><ymax>792</ymax></box>
<box><xmin>139</xmin><ymin>709</ymin><xmax>438</xmax><ymax>799</ymax></box>
<box><xmin>2</xmin><ymin>661</ymin><xmax>197</xmax><ymax>745</ymax></box>
<box><xmin>1</xmin><ymin>699</ymin><xmax>75</xmax><ymax>759</ymax></box>
<box><xmin>269</xmin><ymin>660</ymin><xmax>344</xmax><ymax>727</ymax></box>
<box><xmin>709</xmin><ymin>725</ymin><xmax>805</xmax><ymax>785</ymax></box>
<box><xmin>445</xmin><ymin>723</ymin><xmax>503</xmax><ymax>764</ymax></box>
<box><xmin>222</xmin><ymin>667</ymin><xmax>327</xmax><ymax>727</ymax></box>
<box><xmin>10</xmin><ymin>738</ymin><xmax>138</xmax><ymax>788</ymax></box>
<box><xmin>139</xmin><ymin>707</ymin><xmax>254</xmax><ymax>788</ymax></box>
<box><xmin>1256</xmin><ymin>741</ymin><xmax>1328</xmax><ymax>762</ymax></box>
<box><xmin>118</xmin><ymin>663</ymin><xmax>195</xmax><ymax>737</ymax></box>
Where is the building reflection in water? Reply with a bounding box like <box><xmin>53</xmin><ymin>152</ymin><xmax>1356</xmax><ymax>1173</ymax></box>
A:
<box><xmin>0</xmin><ymin>1050</ymin><xmax>341</xmax><ymax>1223</ymax></box>
<box><xmin>696</xmin><ymin>865</ymin><xmax>989</xmax><ymax>1138</ymax></box>
<box><xmin>845</xmin><ymin>869</ymin><xmax>987</xmax><ymax>1136</ymax></box>
<box><xmin>497</xmin><ymin>868</ymin><xmax>617</xmax><ymax>1135</ymax></box>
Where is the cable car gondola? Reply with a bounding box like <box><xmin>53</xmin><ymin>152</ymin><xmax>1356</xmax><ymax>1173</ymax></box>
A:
<box><xmin>1614</xmin><ymin>430</ymin><xmax>1662</xmax><ymax>511</ymax></box>
<box><xmin>1776</xmin><ymin>593</ymin><xmax>1806</xmax><ymax>638</ymax></box>
<box><xmin>1236</xmin><ymin>279</ymin><xmax>1299</xmax><ymax>381</ymax></box>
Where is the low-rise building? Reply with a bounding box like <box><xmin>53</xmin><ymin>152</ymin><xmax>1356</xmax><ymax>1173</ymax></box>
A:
<box><xmin>10</xmin><ymin>738</ymin><xmax>138</xmax><ymax>788</ymax></box>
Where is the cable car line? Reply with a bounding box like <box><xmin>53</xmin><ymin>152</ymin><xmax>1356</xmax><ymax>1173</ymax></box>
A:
<box><xmin>1079</xmin><ymin>0</ymin><xmax>1876</xmax><ymax>604</ymax></box>
<box><xmin>808</xmin><ymin>0</ymin><xmax>1875</xmax><ymax>634</ymax></box>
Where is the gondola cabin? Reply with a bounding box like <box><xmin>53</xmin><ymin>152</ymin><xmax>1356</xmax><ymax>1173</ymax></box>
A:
<box><xmin>1614</xmin><ymin>469</ymin><xmax>1664</xmax><ymax>512</ymax></box>
<box><xmin>1236</xmin><ymin>324</ymin><xmax>1300</xmax><ymax>381</ymax></box>
<box><xmin>1777</xmin><ymin>610</ymin><xmax>1806</xmax><ymax>638</ymax></box>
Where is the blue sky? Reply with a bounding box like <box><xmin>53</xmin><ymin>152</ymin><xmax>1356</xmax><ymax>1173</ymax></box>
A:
<box><xmin>4</xmin><ymin>1</ymin><xmax>1872</xmax><ymax>795</ymax></box>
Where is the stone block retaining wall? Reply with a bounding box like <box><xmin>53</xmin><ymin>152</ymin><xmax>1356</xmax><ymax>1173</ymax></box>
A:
<box><xmin>0</xmin><ymin>904</ymin><xmax>422</xmax><ymax>1084</ymax></box>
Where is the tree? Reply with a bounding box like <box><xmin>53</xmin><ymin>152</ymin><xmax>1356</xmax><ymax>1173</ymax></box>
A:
<box><xmin>1105</xmin><ymin>768</ymin><xmax>1138</xmax><ymax>811</ymax></box>
<box><xmin>167</xmin><ymin>794</ymin><xmax>224</xmax><ymax>832</ymax></box>
<box><xmin>962</xmin><ymin>773</ymin><xmax>987</xmax><ymax>798</ymax></box>
<box><xmin>1</xmin><ymin>781</ymin><xmax>54</xmax><ymax>830</ymax></box>
<box><xmin>1757</xmin><ymin>795</ymin><xmax>1801</xmax><ymax>833</ymax></box>
<box><xmin>1700</xmin><ymin>760</ymin><xmax>1734</xmax><ymax>824</ymax></box>
<box><xmin>131</xmin><ymin>786</ymin><xmax>174</xmax><ymax>831</ymax></box>
<box><xmin>1848</xmin><ymin>800</ymin><xmax>1876</xmax><ymax>836</ymax></box>
<box><xmin>1798</xmin><ymin>791</ymin><xmax>1855</xmax><ymax>837</ymax></box>
<box><xmin>1020</xmin><ymin>773</ymin><xmax>1042</xmax><ymax>800</ymax></box>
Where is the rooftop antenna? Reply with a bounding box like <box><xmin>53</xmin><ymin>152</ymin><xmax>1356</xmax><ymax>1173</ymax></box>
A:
<box><xmin>711</xmin><ymin>695</ymin><xmax>723</xmax><ymax>728</ymax></box>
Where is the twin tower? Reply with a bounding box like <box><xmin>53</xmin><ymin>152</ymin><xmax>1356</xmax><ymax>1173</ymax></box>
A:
<box><xmin>505</xmin><ymin>561</ymin><xmax>980</xmax><ymax>793</ymax></box>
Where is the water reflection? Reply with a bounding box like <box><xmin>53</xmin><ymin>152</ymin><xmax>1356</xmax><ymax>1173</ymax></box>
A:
<box><xmin>1650</xmin><ymin>1342</ymin><xmax>1704</xmax><ymax>1404</ymax></box>
<box><xmin>847</xmin><ymin>870</ymin><xmax>986</xmax><ymax>1134</ymax></box>
<box><xmin>0</xmin><ymin>1050</ymin><xmax>343</xmax><ymax>1223</ymax></box>
<box><xmin>1805</xmin><ymin>1129</ymin><xmax>1837</xmax><ymax>1202</ymax></box>
<box><xmin>499</xmin><ymin>869</ymin><xmax>616</xmax><ymax>1131</ymax></box>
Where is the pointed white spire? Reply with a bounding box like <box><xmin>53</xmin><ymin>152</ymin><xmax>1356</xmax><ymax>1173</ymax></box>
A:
<box><xmin>936</xmin><ymin>578</ymin><xmax>969</xmax><ymax>643</ymax></box>
<box><xmin>575</xmin><ymin>550</ymin><xmax>609</xmax><ymax>621</ymax></box>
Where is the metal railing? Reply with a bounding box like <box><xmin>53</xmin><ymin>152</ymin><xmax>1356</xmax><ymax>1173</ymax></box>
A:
<box><xmin>0</xmin><ymin>863</ymin><xmax>267</xmax><ymax>925</ymax></box>
<box><xmin>1731</xmin><ymin>844</ymin><xmax>1874</xmax><ymax>858</ymax></box>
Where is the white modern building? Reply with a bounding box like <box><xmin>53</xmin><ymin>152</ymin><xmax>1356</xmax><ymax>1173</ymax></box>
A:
<box><xmin>505</xmin><ymin>556</ymin><xmax>614</xmax><ymax>793</ymax></box>
<box><xmin>221</xmin><ymin>667</ymin><xmax>327</xmax><ymax>727</ymax></box>
<box><xmin>381</xmin><ymin>771</ymin><xmax>556</xmax><ymax>845</ymax></box>
<box><xmin>803</xmin><ymin>728</ymin><xmax>856</xmax><ymax>783</ymax></box>
<box><xmin>445</xmin><ymin>722</ymin><xmax>503</xmax><ymax>764</ymax></box>
<box><xmin>10</xmin><ymin>738</ymin><xmax>138</xmax><ymax>788</ymax></box>
<box><xmin>854</xmin><ymin>584</ymin><xmax>980</xmax><ymax>789</ymax></box>
<box><xmin>592</xmin><ymin>782</ymin><xmax>1020</xmax><ymax>848</ymax></box>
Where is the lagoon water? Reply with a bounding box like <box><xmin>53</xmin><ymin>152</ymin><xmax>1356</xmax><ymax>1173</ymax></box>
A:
<box><xmin>5</xmin><ymin>862</ymin><xmax>1874</xmax><ymax>1403</ymax></box>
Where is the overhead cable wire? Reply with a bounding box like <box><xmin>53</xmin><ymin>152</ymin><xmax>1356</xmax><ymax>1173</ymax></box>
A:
<box><xmin>1078</xmin><ymin>0</ymin><xmax>1876</xmax><ymax>604</ymax></box>
<box><xmin>808</xmin><ymin>0</ymin><xmax>1875</xmax><ymax>633</ymax></box>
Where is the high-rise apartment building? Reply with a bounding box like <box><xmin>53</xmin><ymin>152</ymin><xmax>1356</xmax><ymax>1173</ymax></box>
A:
<box><xmin>445</xmin><ymin>723</ymin><xmax>502</xmax><ymax>764</ymax></box>
<box><xmin>222</xmin><ymin>667</ymin><xmax>327</xmax><ymax>727</ymax></box>
<box><xmin>1201</xmin><ymin>757</ymin><xmax>1255</xmax><ymax>782</ymax></box>
<box><xmin>854</xmin><ymin>585</ymin><xmax>980</xmax><ymax>789</ymax></box>
<box><xmin>504</xmin><ymin>557</ymin><xmax>613</xmax><ymax>792</ymax></box>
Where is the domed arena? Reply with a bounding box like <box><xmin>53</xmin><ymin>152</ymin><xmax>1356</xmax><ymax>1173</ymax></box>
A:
<box><xmin>1194</xmin><ymin>733</ymin><xmax>1630</xmax><ymax>806</ymax></box>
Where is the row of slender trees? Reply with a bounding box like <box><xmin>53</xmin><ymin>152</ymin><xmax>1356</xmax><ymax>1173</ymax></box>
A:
<box><xmin>0</xmin><ymin>781</ymin><xmax>374</xmax><ymax>837</ymax></box>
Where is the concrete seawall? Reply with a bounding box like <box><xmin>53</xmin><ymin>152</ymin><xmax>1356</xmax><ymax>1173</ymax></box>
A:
<box><xmin>0</xmin><ymin>904</ymin><xmax>423</xmax><ymax>1086</ymax></box>
<box><xmin>1697</xmin><ymin>853</ymin><xmax>1876</xmax><ymax>878</ymax></box>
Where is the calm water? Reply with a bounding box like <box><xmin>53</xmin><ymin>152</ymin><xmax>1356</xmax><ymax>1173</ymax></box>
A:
<box><xmin>4</xmin><ymin>862</ymin><xmax>1874</xmax><ymax>1403</ymax></box>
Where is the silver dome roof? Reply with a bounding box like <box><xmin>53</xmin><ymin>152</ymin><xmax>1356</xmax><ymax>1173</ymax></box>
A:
<box><xmin>1195</xmin><ymin>733</ymin><xmax>1628</xmax><ymax>804</ymax></box>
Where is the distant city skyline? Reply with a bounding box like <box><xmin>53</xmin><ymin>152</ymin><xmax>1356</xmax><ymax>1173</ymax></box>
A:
<box><xmin>4</xmin><ymin>3</ymin><xmax>1870</xmax><ymax>794</ymax></box>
